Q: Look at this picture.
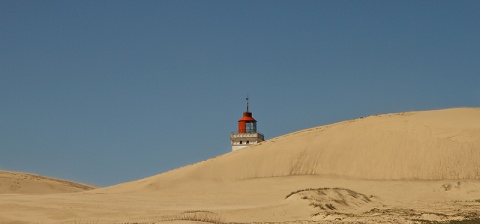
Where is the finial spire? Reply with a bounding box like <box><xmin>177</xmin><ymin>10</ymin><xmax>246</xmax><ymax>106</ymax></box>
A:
<box><xmin>246</xmin><ymin>95</ymin><xmax>249</xmax><ymax>112</ymax></box>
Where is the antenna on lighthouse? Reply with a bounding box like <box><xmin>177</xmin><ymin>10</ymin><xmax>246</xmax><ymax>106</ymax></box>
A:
<box><xmin>246</xmin><ymin>95</ymin><xmax>249</xmax><ymax>112</ymax></box>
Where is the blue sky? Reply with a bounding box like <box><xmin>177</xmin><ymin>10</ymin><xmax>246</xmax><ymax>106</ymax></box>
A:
<box><xmin>1</xmin><ymin>1</ymin><xmax>479</xmax><ymax>186</ymax></box>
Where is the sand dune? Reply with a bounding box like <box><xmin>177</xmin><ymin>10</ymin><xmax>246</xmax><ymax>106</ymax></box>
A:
<box><xmin>104</xmin><ymin>108</ymin><xmax>480</xmax><ymax>193</ymax></box>
<box><xmin>1</xmin><ymin>108</ymin><xmax>480</xmax><ymax>223</ymax></box>
<box><xmin>185</xmin><ymin>108</ymin><xmax>480</xmax><ymax>180</ymax></box>
<box><xmin>0</xmin><ymin>170</ymin><xmax>96</xmax><ymax>194</ymax></box>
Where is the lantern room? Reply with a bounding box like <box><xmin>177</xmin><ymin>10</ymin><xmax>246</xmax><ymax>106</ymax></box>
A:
<box><xmin>238</xmin><ymin>111</ymin><xmax>257</xmax><ymax>133</ymax></box>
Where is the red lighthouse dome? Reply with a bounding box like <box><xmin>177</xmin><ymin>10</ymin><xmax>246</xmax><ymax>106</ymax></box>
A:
<box><xmin>238</xmin><ymin>102</ymin><xmax>257</xmax><ymax>133</ymax></box>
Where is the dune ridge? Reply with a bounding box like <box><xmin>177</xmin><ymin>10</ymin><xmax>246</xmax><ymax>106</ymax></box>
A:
<box><xmin>0</xmin><ymin>170</ymin><xmax>96</xmax><ymax>194</ymax></box>
<box><xmin>107</xmin><ymin>108</ymin><xmax>480</xmax><ymax>193</ymax></box>
<box><xmin>2</xmin><ymin>108</ymin><xmax>480</xmax><ymax>223</ymax></box>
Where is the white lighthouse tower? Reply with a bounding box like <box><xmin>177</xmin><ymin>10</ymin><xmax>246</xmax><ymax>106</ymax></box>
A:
<box><xmin>230</xmin><ymin>97</ymin><xmax>265</xmax><ymax>151</ymax></box>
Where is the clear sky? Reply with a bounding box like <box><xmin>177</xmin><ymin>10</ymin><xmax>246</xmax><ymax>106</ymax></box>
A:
<box><xmin>1</xmin><ymin>1</ymin><xmax>479</xmax><ymax>186</ymax></box>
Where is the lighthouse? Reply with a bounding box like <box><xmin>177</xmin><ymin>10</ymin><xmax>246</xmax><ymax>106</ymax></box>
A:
<box><xmin>230</xmin><ymin>97</ymin><xmax>265</xmax><ymax>151</ymax></box>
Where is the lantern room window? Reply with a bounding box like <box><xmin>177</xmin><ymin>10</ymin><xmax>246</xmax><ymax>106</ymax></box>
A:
<box><xmin>246</xmin><ymin>122</ymin><xmax>256</xmax><ymax>133</ymax></box>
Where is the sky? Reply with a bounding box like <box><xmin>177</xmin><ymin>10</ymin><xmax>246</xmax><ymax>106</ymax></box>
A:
<box><xmin>1</xmin><ymin>0</ymin><xmax>479</xmax><ymax>187</ymax></box>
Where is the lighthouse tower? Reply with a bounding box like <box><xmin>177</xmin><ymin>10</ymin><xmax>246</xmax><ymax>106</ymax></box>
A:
<box><xmin>230</xmin><ymin>97</ymin><xmax>265</xmax><ymax>151</ymax></box>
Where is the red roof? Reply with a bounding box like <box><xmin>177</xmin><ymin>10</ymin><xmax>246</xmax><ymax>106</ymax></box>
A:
<box><xmin>238</xmin><ymin>112</ymin><xmax>256</xmax><ymax>122</ymax></box>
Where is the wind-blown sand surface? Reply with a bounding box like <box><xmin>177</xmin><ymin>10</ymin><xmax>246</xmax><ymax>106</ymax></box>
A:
<box><xmin>0</xmin><ymin>170</ymin><xmax>96</xmax><ymax>194</ymax></box>
<box><xmin>1</xmin><ymin>108</ymin><xmax>479</xmax><ymax>223</ymax></box>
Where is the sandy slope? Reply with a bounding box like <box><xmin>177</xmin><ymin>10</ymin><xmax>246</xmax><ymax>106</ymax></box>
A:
<box><xmin>1</xmin><ymin>176</ymin><xmax>479</xmax><ymax>223</ymax></box>
<box><xmin>1</xmin><ymin>108</ymin><xmax>480</xmax><ymax>223</ymax></box>
<box><xmin>0</xmin><ymin>170</ymin><xmax>96</xmax><ymax>194</ymax></box>
<box><xmin>104</xmin><ymin>108</ymin><xmax>480</xmax><ymax>193</ymax></box>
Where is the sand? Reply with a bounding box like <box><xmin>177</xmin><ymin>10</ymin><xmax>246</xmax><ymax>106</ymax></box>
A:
<box><xmin>0</xmin><ymin>170</ymin><xmax>96</xmax><ymax>195</ymax></box>
<box><xmin>1</xmin><ymin>108</ymin><xmax>479</xmax><ymax>223</ymax></box>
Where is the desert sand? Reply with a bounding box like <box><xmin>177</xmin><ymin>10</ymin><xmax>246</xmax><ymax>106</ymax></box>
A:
<box><xmin>1</xmin><ymin>108</ymin><xmax>479</xmax><ymax>223</ymax></box>
<box><xmin>0</xmin><ymin>170</ymin><xmax>96</xmax><ymax>194</ymax></box>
